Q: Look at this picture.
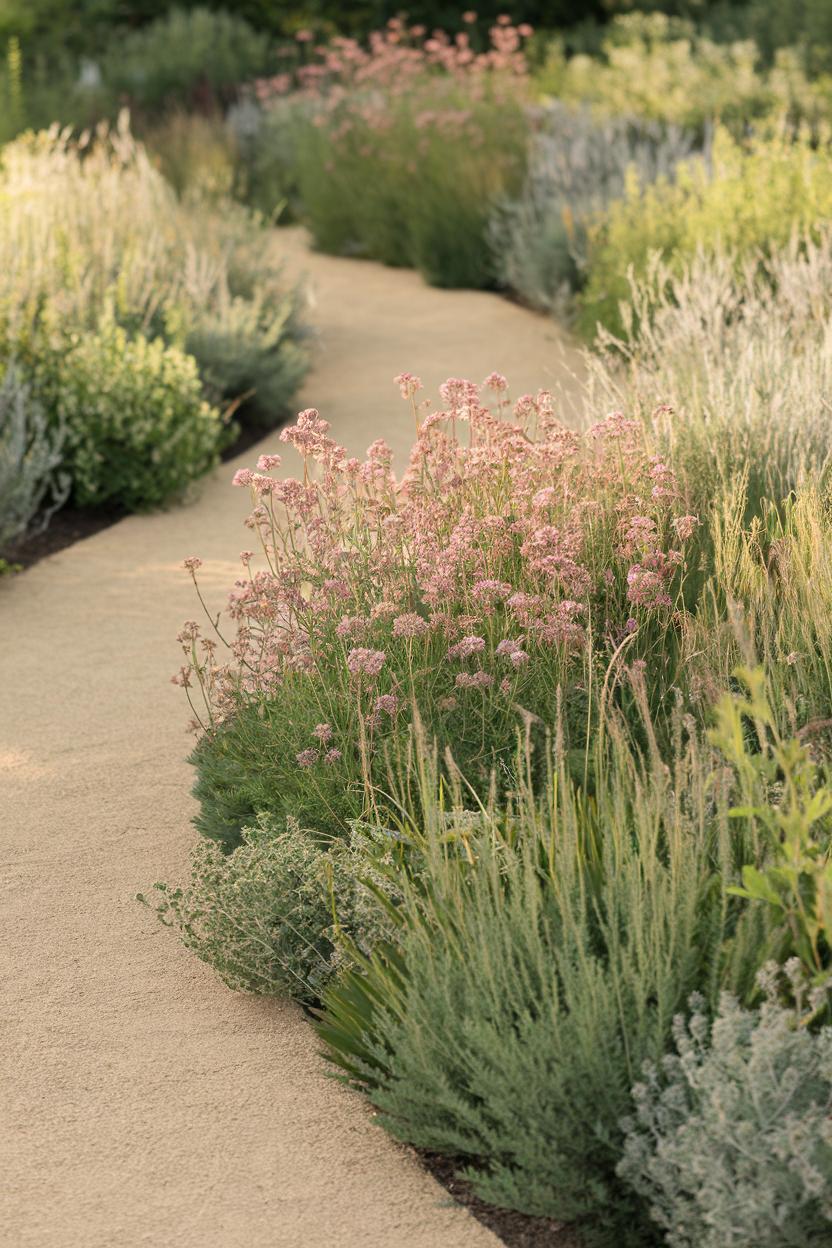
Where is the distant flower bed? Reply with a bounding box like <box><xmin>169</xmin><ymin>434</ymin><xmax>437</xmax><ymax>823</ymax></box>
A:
<box><xmin>244</xmin><ymin>19</ymin><xmax>532</xmax><ymax>288</ymax></box>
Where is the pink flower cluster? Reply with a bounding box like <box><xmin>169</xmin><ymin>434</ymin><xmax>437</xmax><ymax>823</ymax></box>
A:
<box><xmin>252</xmin><ymin>17</ymin><xmax>532</xmax><ymax>109</ymax></box>
<box><xmin>176</xmin><ymin>375</ymin><xmax>698</xmax><ymax>742</ymax></box>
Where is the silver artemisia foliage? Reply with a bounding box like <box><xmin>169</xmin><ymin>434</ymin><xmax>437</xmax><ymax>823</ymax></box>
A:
<box><xmin>0</xmin><ymin>365</ymin><xmax>68</xmax><ymax>549</ymax></box>
<box><xmin>619</xmin><ymin>974</ymin><xmax>832</xmax><ymax>1248</ymax></box>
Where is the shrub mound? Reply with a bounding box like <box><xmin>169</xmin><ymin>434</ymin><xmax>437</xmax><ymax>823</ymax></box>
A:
<box><xmin>0</xmin><ymin>116</ymin><xmax>308</xmax><ymax>529</ymax></box>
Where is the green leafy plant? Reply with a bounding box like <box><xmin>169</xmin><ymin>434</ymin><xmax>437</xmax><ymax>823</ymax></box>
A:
<box><xmin>710</xmin><ymin>667</ymin><xmax>832</xmax><ymax>1001</ymax></box>
<box><xmin>50</xmin><ymin>323</ymin><xmax>222</xmax><ymax>511</ymax></box>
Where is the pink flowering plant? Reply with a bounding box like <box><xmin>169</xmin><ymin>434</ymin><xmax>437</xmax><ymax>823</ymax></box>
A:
<box><xmin>179</xmin><ymin>375</ymin><xmax>699</xmax><ymax>849</ymax></box>
<box><xmin>250</xmin><ymin>18</ymin><xmax>531</xmax><ymax>288</ymax></box>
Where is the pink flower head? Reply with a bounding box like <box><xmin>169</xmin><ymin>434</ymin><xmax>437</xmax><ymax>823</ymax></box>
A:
<box><xmin>471</xmin><ymin>579</ymin><xmax>512</xmax><ymax>604</ymax></box>
<box><xmin>394</xmin><ymin>372</ymin><xmax>423</xmax><ymax>400</ymax></box>
<box><xmin>313</xmin><ymin>722</ymin><xmax>333</xmax><ymax>744</ymax></box>
<box><xmin>347</xmin><ymin>648</ymin><xmax>386</xmax><ymax>678</ymax></box>
<box><xmin>673</xmin><ymin>514</ymin><xmax>700</xmax><ymax>542</ymax></box>
<box><xmin>183</xmin><ymin>556</ymin><xmax>202</xmax><ymax>573</ymax></box>
<box><xmin>256</xmin><ymin>454</ymin><xmax>282</xmax><ymax>471</ymax></box>
<box><xmin>232</xmin><ymin>468</ymin><xmax>253</xmax><ymax>488</ymax></box>
<box><xmin>462</xmin><ymin>10</ymin><xmax>477</xmax><ymax>21</ymax></box>
<box><xmin>240</xmin><ymin>550</ymin><xmax>254</xmax><ymax>566</ymax></box>
<box><xmin>626</xmin><ymin>565</ymin><xmax>672</xmax><ymax>610</ymax></box>
<box><xmin>374</xmin><ymin>693</ymin><xmax>399</xmax><ymax>716</ymax></box>
<box><xmin>439</xmin><ymin>377</ymin><xmax>480</xmax><ymax>414</ymax></box>
<box><xmin>447</xmin><ymin>635</ymin><xmax>486</xmax><ymax>661</ymax></box>
<box><xmin>324</xmin><ymin>748</ymin><xmax>342</xmax><ymax>764</ymax></box>
<box><xmin>482</xmin><ymin>371</ymin><xmax>508</xmax><ymax>394</ymax></box>
<box><xmin>455</xmin><ymin>670</ymin><xmax>494</xmax><ymax>689</ymax></box>
<box><xmin>296</xmin><ymin>748</ymin><xmax>319</xmax><ymax>768</ymax></box>
<box><xmin>392</xmin><ymin>612</ymin><xmax>430</xmax><ymax>638</ymax></box>
<box><xmin>336</xmin><ymin>615</ymin><xmax>368</xmax><ymax>639</ymax></box>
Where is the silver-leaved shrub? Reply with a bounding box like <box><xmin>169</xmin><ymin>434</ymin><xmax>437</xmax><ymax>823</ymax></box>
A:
<box><xmin>0</xmin><ymin>364</ymin><xmax>68</xmax><ymax>550</ymax></box>
<box><xmin>619</xmin><ymin>981</ymin><xmax>832</xmax><ymax>1248</ymax></box>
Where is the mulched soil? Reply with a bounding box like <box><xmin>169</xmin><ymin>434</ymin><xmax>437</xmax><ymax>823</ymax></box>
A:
<box><xmin>422</xmin><ymin>1153</ymin><xmax>582</xmax><ymax>1248</ymax></box>
<box><xmin>1</xmin><ymin>419</ymin><xmax>274</xmax><ymax>573</ymax></box>
<box><xmin>1</xmin><ymin>504</ymin><xmax>123</xmax><ymax>571</ymax></box>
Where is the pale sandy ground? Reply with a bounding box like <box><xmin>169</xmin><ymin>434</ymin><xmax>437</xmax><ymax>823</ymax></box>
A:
<box><xmin>0</xmin><ymin>231</ymin><xmax>585</xmax><ymax>1248</ymax></box>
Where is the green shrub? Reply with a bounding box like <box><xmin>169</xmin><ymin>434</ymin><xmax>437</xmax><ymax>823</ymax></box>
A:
<box><xmin>580</xmin><ymin>126</ymin><xmax>832</xmax><ymax>337</ymax></box>
<box><xmin>143</xmin><ymin>815</ymin><xmax>333</xmax><ymax>1003</ymax></box>
<box><xmin>619</xmin><ymin>985</ymin><xmax>832</xmax><ymax>1248</ymax></box>
<box><xmin>539</xmin><ymin>14</ymin><xmax>828</xmax><ymax>134</ymax></box>
<box><xmin>0</xmin><ymin>363</ymin><xmax>68</xmax><ymax>548</ymax></box>
<box><xmin>142</xmin><ymin>813</ymin><xmax>409</xmax><ymax>1004</ymax></box>
<box><xmin>0</xmin><ymin>119</ymin><xmax>308</xmax><ymax>438</ymax></box>
<box><xmin>318</xmin><ymin>720</ymin><xmax>743</xmax><ymax>1247</ymax></box>
<box><xmin>52</xmin><ymin>323</ymin><xmax>222</xmax><ymax>510</ymax></box>
<box><xmin>103</xmin><ymin>7</ymin><xmax>270</xmax><ymax>114</ymax></box>
<box><xmin>183</xmin><ymin>282</ymin><xmax>309</xmax><ymax>427</ymax></box>
<box><xmin>228</xmin><ymin>95</ymin><xmax>305</xmax><ymax>222</ymax></box>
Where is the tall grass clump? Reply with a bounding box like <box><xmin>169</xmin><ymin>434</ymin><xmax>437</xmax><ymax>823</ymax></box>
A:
<box><xmin>579</xmin><ymin>125</ymin><xmax>832</xmax><ymax>337</ymax></box>
<box><xmin>490</xmin><ymin>101</ymin><xmax>701</xmax><ymax>315</ymax></box>
<box><xmin>582</xmin><ymin>236</ymin><xmax>832</xmax><ymax>513</ymax></box>
<box><xmin>315</xmin><ymin>696</ymin><xmax>775</xmax><ymax>1246</ymax></box>
<box><xmin>253</xmin><ymin>20</ymin><xmax>532</xmax><ymax>288</ymax></box>
<box><xmin>177</xmin><ymin>375</ymin><xmax>701</xmax><ymax>850</ymax></box>
<box><xmin>0</xmin><ymin>116</ymin><xmax>308</xmax><ymax>513</ymax></box>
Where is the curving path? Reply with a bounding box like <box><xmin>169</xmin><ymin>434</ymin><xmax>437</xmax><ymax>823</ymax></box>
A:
<box><xmin>0</xmin><ymin>230</ymin><xmax>584</xmax><ymax>1248</ymax></box>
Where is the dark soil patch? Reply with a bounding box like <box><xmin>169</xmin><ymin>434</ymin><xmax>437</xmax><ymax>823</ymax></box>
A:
<box><xmin>422</xmin><ymin>1152</ymin><xmax>582</xmax><ymax>1248</ymax></box>
<box><xmin>1</xmin><ymin>420</ymin><xmax>280</xmax><ymax>573</ymax></box>
<box><xmin>1</xmin><ymin>504</ymin><xmax>123</xmax><ymax>571</ymax></box>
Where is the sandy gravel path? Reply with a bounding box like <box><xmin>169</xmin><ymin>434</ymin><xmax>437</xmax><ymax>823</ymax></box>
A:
<box><xmin>0</xmin><ymin>231</ymin><xmax>584</xmax><ymax>1248</ymax></box>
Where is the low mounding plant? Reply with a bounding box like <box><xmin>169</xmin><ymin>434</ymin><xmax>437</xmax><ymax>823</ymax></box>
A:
<box><xmin>47</xmin><ymin>323</ymin><xmax>222</xmax><ymax>511</ymax></box>
<box><xmin>144</xmin><ymin>814</ymin><xmax>333</xmax><ymax>1003</ymax></box>
<box><xmin>141</xmin><ymin>814</ymin><xmax>407</xmax><ymax>1004</ymax></box>
<box><xmin>0</xmin><ymin>364</ymin><xmax>68</xmax><ymax>550</ymax></box>
<box><xmin>254</xmin><ymin>20</ymin><xmax>532</xmax><ymax>288</ymax></box>
<box><xmin>619</xmin><ymin>979</ymin><xmax>832</xmax><ymax>1248</ymax></box>
<box><xmin>579</xmin><ymin>125</ymin><xmax>832</xmax><ymax>337</ymax></box>
<box><xmin>490</xmin><ymin>102</ymin><xmax>701</xmax><ymax>314</ymax></box>
<box><xmin>582</xmin><ymin>234</ymin><xmax>832</xmax><ymax>517</ymax></box>
<box><xmin>178</xmin><ymin>375</ymin><xmax>701</xmax><ymax>850</ymax></box>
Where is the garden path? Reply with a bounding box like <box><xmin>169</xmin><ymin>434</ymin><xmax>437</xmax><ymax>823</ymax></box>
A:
<box><xmin>0</xmin><ymin>230</ymin><xmax>584</xmax><ymax>1248</ymax></box>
